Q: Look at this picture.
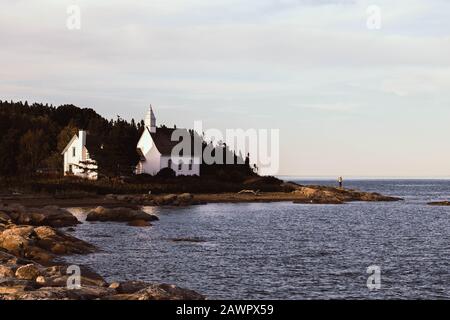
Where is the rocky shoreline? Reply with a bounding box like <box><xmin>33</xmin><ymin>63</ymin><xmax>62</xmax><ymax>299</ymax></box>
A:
<box><xmin>1</xmin><ymin>185</ymin><xmax>402</xmax><ymax>208</ymax></box>
<box><xmin>0</xmin><ymin>185</ymin><xmax>402</xmax><ymax>300</ymax></box>
<box><xmin>0</xmin><ymin>204</ymin><xmax>204</xmax><ymax>300</ymax></box>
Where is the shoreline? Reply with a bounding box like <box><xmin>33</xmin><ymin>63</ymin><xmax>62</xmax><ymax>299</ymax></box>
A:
<box><xmin>0</xmin><ymin>184</ymin><xmax>403</xmax><ymax>208</ymax></box>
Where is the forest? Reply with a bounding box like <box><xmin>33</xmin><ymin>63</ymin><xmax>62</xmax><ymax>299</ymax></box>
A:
<box><xmin>0</xmin><ymin>100</ymin><xmax>254</xmax><ymax>181</ymax></box>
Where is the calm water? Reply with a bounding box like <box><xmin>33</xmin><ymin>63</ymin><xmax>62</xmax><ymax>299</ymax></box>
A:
<box><xmin>64</xmin><ymin>179</ymin><xmax>450</xmax><ymax>299</ymax></box>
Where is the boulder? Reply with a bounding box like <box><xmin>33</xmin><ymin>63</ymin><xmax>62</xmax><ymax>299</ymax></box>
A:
<box><xmin>0</xmin><ymin>205</ymin><xmax>79</xmax><ymax>228</ymax></box>
<box><xmin>86</xmin><ymin>206</ymin><xmax>159</xmax><ymax>223</ymax></box>
<box><xmin>15</xmin><ymin>264</ymin><xmax>41</xmax><ymax>280</ymax></box>
<box><xmin>0</xmin><ymin>212</ymin><xmax>11</xmax><ymax>224</ymax></box>
<box><xmin>177</xmin><ymin>193</ymin><xmax>194</xmax><ymax>205</ymax></box>
<box><xmin>127</xmin><ymin>283</ymin><xmax>205</xmax><ymax>300</ymax></box>
<box><xmin>0</xmin><ymin>233</ymin><xmax>29</xmax><ymax>253</ymax></box>
<box><xmin>160</xmin><ymin>194</ymin><xmax>177</xmax><ymax>205</ymax></box>
<box><xmin>110</xmin><ymin>281</ymin><xmax>149</xmax><ymax>294</ymax></box>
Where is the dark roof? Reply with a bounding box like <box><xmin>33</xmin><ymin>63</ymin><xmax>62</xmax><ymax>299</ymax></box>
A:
<box><xmin>149</xmin><ymin>127</ymin><xmax>202</xmax><ymax>157</ymax></box>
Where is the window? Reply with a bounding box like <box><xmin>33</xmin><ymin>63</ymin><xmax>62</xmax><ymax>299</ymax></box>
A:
<box><xmin>189</xmin><ymin>160</ymin><xmax>193</xmax><ymax>170</ymax></box>
<box><xmin>178</xmin><ymin>161</ymin><xmax>183</xmax><ymax>171</ymax></box>
<box><xmin>168</xmin><ymin>158</ymin><xmax>172</xmax><ymax>168</ymax></box>
<box><xmin>69</xmin><ymin>165</ymin><xmax>73</xmax><ymax>173</ymax></box>
<box><xmin>72</xmin><ymin>147</ymin><xmax>76</xmax><ymax>157</ymax></box>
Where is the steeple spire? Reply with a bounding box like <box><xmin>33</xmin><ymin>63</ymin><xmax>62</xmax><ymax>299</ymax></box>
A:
<box><xmin>144</xmin><ymin>104</ymin><xmax>156</xmax><ymax>133</ymax></box>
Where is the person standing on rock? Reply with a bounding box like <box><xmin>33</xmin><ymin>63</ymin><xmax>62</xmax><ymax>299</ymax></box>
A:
<box><xmin>338</xmin><ymin>176</ymin><xmax>343</xmax><ymax>189</ymax></box>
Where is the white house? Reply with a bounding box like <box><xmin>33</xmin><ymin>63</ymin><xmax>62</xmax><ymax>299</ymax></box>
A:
<box><xmin>136</xmin><ymin>106</ymin><xmax>201</xmax><ymax>176</ymax></box>
<box><xmin>61</xmin><ymin>130</ymin><xmax>98</xmax><ymax>180</ymax></box>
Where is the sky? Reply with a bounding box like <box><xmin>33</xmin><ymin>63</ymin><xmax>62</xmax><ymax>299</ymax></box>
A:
<box><xmin>1</xmin><ymin>0</ymin><xmax>450</xmax><ymax>177</ymax></box>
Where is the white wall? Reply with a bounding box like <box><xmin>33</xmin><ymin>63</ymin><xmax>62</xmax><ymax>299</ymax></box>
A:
<box><xmin>63</xmin><ymin>132</ymin><xmax>98</xmax><ymax>180</ymax></box>
<box><xmin>137</xmin><ymin>129</ymin><xmax>161</xmax><ymax>175</ymax></box>
<box><xmin>136</xmin><ymin>128</ymin><xmax>201</xmax><ymax>176</ymax></box>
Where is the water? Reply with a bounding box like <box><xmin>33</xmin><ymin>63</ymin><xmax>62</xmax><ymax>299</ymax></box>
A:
<box><xmin>63</xmin><ymin>179</ymin><xmax>450</xmax><ymax>299</ymax></box>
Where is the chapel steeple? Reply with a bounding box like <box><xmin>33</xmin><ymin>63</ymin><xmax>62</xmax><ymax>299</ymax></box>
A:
<box><xmin>145</xmin><ymin>105</ymin><xmax>156</xmax><ymax>133</ymax></box>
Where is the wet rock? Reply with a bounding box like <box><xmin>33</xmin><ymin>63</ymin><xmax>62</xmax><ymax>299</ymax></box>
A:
<box><xmin>0</xmin><ymin>222</ymin><xmax>204</xmax><ymax>300</ymax></box>
<box><xmin>0</xmin><ymin>204</ymin><xmax>79</xmax><ymax>228</ymax></box>
<box><xmin>292</xmin><ymin>186</ymin><xmax>401</xmax><ymax>204</ymax></box>
<box><xmin>86</xmin><ymin>206</ymin><xmax>159</xmax><ymax>223</ymax></box>
<box><xmin>15</xmin><ymin>264</ymin><xmax>41</xmax><ymax>280</ymax></box>
<box><xmin>0</xmin><ymin>265</ymin><xmax>15</xmax><ymax>278</ymax></box>
<box><xmin>428</xmin><ymin>201</ymin><xmax>450</xmax><ymax>206</ymax></box>
<box><xmin>110</xmin><ymin>281</ymin><xmax>149</xmax><ymax>294</ymax></box>
<box><xmin>128</xmin><ymin>283</ymin><xmax>205</xmax><ymax>300</ymax></box>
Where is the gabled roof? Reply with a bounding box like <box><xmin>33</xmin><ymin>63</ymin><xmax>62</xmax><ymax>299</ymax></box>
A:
<box><xmin>61</xmin><ymin>134</ymin><xmax>78</xmax><ymax>155</ymax></box>
<box><xmin>149</xmin><ymin>127</ymin><xmax>202</xmax><ymax>157</ymax></box>
<box><xmin>60</xmin><ymin>131</ymin><xmax>101</xmax><ymax>155</ymax></box>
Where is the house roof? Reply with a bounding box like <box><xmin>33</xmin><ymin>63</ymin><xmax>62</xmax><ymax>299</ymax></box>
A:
<box><xmin>60</xmin><ymin>131</ymin><xmax>101</xmax><ymax>155</ymax></box>
<box><xmin>149</xmin><ymin>127</ymin><xmax>202</xmax><ymax>157</ymax></box>
<box><xmin>60</xmin><ymin>134</ymin><xmax>78</xmax><ymax>155</ymax></box>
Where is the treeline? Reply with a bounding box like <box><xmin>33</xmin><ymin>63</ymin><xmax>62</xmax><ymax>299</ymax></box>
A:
<box><xmin>0</xmin><ymin>100</ymin><xmax>255</xmax><ymax>180</ymax></box>
<box><xmin>0</xmin><ymin>100</ymin><xmax>142</xmax><ymax>177</ymax></box>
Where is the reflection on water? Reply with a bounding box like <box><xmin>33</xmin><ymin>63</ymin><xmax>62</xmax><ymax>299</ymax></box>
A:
<box><xmin>63</xmin><ymin>180</ymin><xmax>450</xmax><ymax>299</ymax></box>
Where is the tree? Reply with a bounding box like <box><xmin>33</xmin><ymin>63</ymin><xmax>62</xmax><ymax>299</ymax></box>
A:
<box><xmin>57</xmin><ymin>122</ymin><xmax>78</xmax><ymax>152</ymax></box>
<box><xmin>17</xmin><ymin>129</ymin><xmax>50</xmax><ymax>175</ymax></box>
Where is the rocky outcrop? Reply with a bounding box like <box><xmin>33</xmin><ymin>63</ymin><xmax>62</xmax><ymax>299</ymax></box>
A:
<box><xmin>86</xmin><ymin>206</ymin><xmax>159</xmax><ymax>223</ymax></box>
<box><xmin>0</xmin><ymin>204</ymin><xmax>79</xmax><ymax>228</ymax></box>
<box><xmin>428</xmin><ymin>201</ymin><xmax>450</xmax><ymax>206</ymax></box>
<box><xmin>0</xmin><ymin>224</ymin><xmax>96</xmax><ymax>264</ymax></box>
<box><xmin>292</xmin><ymin>186</ymin><xmax>402</xmax><ymax>204</ymax></box>
<box><xmin>0</xmin><ymin>223</ymin><xmax>205</xmax><ymax>300</ymax></box>
<box><xmin>105</xmin><ymin>193</ymin><xmax>203</xmax><ymax>206</ymax></box>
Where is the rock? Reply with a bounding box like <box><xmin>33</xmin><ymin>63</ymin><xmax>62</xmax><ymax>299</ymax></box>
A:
<box><xmin>111</xmin><ymin>281</ymin><xmax>149</xmax><ymax>294</ymax></box>
<box><xmin>116</xmin><ymin>195</ymin><xmax>130</xmax><ymax>202</ymax></box>
<box><xmin>34</xmin><ymin>226</ymin><xmax>96</xmax><ymax>255</ymax></box>
<box><xmin>0</xmin><ymin>205</ymin><xmax>79</xmax><ymax>228</ymax></box>
<box><xmin>109</xmin><ymin>282</ymin><xmax>120</xmax><ymax>290</ymax></box>
<box><xmin>15</xmin><ymin>264</ymin><xmax>41</xmax><ymax>280</ymax></box>
<box><xmin>128</xmin><ymin>283</ymin><xmax>205</xmax><ymax>300</ymax></box>
<box><xmin>105</xmin><ymin>194</ymin><xmax>117</xmax><ymax>200</ymax></box>
<box><xmin>35</xmin><ymin>276</ymin><xmax>47</xmax><ymax>285</ymax></box>
<box><xmin>50</xmin><ymin>243</ymin><xmax>66</xmax><ymax>255</ymax></box>
<box><xmin>0</xmin><ymin>265</ymin><xmax>15</xmax><ymax>278</ymax></box>
<box><xmin>177</xmin><ymin>193</ymin><xmax>194</xmax><ymax>204</ymax></box>
<box><xmin>291</xmin><ymin>186</ymin><xmax>401</xmax><ymax>204</ymax></box>
<box><xmin>237</xmin><ymin>189</ymin><xmax>260</xmax><ymax>195</ymax></box>
<box><xmin>0</xmin><ymin>212</ymin><xmax>11</xmax><ymax>224</ymax></box>
<box><xmin>0</xmin><ymin>233</ymin><xmax>29</xmax><ymax>253</ymax></box>
<box><xmin>86</xmin><ymin>206</ymin><xmax>159</xmax><ymax>223</ymax></box>
<box><xmin>0</xmin><ymin>221</ymin><xmax>204</xmax><ymax>300</ymax></box>
<box><xmin>428</xmin><ymin>201</ymin><xmax>450</xmax><ymax>206</ymax></box>
<box><xmin>157</xmin><ymin>194</ymin><xmax>177</xmax><ymax>205</ymax></box>
<box><xmin>127</xmin><ymin>220</ymin><xmax>152</xmax><ymax>227</ymax></box>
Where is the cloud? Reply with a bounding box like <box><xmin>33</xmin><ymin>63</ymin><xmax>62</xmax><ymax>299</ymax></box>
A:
<box><xmin>1</xmin><ymin>0</ymin><xmax>450</xmax><ymax>175</ymax></box>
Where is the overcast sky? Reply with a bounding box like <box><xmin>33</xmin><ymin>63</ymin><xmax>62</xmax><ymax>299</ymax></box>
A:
<box><xmin>1</xmin><ymin>0</ymin><xmax>450</xmax><ymax>177</ymax></box>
